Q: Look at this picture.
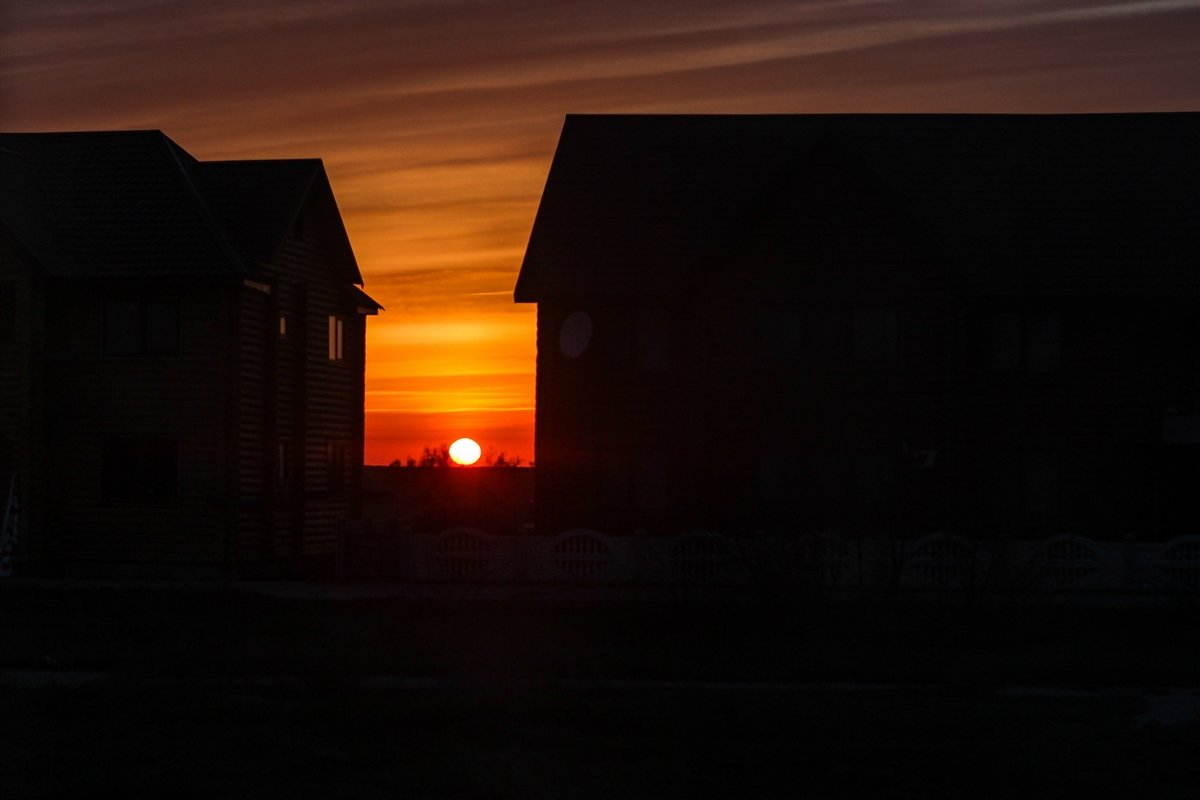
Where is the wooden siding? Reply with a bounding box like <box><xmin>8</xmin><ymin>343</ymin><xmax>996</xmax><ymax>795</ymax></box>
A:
<box><xmin>42</xmin><ymin>278</ymin><xmax>232</xmax><ymax>564</ymax></box>
<box><xmin>0</xmin><ymin>233</ymin><xmax>45</xmax><ymax>563</ymax></box>
<box><xmin>960</xmin><ymin>300</ymin><xmax>1200</xmax><ymax>540</ymax></box>
<box><xmin>533</xmin><ymin>217</ymin><xmax>1200</xmax><ymax>542</ymax></box>
<box><xmin>232</xmin><ymin>282</ymin><xmax>272</xmax><ymax>561</ymax></box>
<box><xmin>537</xmin><ymin>289</ymin><xmax>1200</xmax><ymax>541</ymax></box>
<box><xmin>533</xmin><ymin>188</ymin><xmax>954</xmax><ymax>537</ymax></box>
<box><xmin>2</xmin><ymin>143</ymin><xmax>373</xmax><ymax>573</ymax></box>
<box><xmin>245</xmin><ymin>206</ymin><xmax>366</xmax><ymax>560</ymax></box>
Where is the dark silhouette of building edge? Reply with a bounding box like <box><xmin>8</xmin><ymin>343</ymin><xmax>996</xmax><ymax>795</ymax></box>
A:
<box><xmin>515</xmin><ymin>113</ymin><xmax>1200</xmax><ymax>542</ymax></box>
<box><xmin>0</xmin><ymin>130</ymin><xmax>381</xmax><ymax>576</ymax></box>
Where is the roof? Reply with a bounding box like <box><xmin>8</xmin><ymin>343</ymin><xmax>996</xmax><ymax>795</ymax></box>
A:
<box><xmin>196</xmin><ymin>159</ymin><xmax>364</xmax><ymax>284</ymax></box>
<box><xmin>515</xmin><ymin>114</ymin><xmax>1200</xmax><ymax>301</ymax></box>
<box><xmin>0</xmin><ymin>130</ymin><xmax>366</xmax><ymax>287</ymax></box>
<box><xmin>347</xmin><ymin>284</ymin><xmax>384</xmax><ymax>314</ymax></box>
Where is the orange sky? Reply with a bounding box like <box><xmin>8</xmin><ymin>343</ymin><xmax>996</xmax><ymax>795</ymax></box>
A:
<box><xmin>3</xmin><ymin>0</ymin><xmax>1199</xmax><ymax>464</ymax></box>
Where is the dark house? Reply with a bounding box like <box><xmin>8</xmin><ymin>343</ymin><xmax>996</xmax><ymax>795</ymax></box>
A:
<box><xmin>0</xmin><ymin>130</ymin><xmax>381</xmax><ymax>573</ymax></box>
<box><xmin>515</xmin><ymin>113</ymin><xmax>1200</xmax><ymax>541</ymax></box>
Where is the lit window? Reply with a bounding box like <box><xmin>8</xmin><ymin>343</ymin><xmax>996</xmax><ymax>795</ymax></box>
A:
<box><xmin>279</xmin><ymin>315</ymin><xmax>288</xmax><ymax>337</ymax></box>
<box><xmin>328</xmin><ymin>316</ymin><xmax>344</xmax><ymax>360</ymax></box>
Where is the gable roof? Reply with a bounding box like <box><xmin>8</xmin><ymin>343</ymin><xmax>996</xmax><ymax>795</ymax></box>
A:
<box><xmin>0</xmin><ymin>130</ymin><xmax>366</xmax><ymax>287</ymax></box>
<box><xmin>192</xmin><ymin>158</ymin><xmax>321</xmax><ymax>267</ymax></box>
<box><xmin>515</xmin><ymin>113</ymin><xmax>1200</xmax><ymax>301</ymax></box>
<box><xmin>195</xmin><ymin>158</ymin><xmax>364</xmax><ymax>284</ymax></box>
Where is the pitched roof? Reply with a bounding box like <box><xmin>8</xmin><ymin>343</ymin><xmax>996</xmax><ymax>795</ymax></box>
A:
<box><xmin>193</xmin><ymin>158</ymin><xmax>321</xmax><ymax>267</ymax></box>
<box><xmin>195</xmin><ymin>159</ymin><xmax>365</xmax><ymax>284</ymax></box>
<box><xmin>0</xmin><ymin>130</ymin><xmax>248</xmax><ymax>278</ymax></box>
<box><xmin>515</xmin><ymin>114</ymin><xmax>1200</xmax><ymax>300</ymax></box>
<box><xmin>0</xmin><ymin>130</ymin><xmax>367</xmax><ymax>287</ymax></box>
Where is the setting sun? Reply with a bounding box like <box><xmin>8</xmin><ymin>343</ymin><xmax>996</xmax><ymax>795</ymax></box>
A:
<box><xmin>448</xmin><ymin>437</ymin><xmax>482</xmax><ymax>466</ymax></box>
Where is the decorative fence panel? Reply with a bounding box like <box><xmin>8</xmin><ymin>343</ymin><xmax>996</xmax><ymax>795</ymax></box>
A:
<box><xmin>336</xmin><ymin>520</ymin><xmax>1200</xmax><ymax>604</ymax></box>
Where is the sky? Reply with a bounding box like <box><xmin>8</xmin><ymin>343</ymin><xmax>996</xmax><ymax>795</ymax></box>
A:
<box><xmin>3</xmin><ymin>0</ymin><xmax>1199</xmax><ymax>464</ymax></box>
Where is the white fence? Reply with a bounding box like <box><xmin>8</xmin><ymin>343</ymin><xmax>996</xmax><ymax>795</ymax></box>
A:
<box><xmin>335</xmin><ymin>521</ymin><xmax>1200</xmax><ymax>604</ymax></box>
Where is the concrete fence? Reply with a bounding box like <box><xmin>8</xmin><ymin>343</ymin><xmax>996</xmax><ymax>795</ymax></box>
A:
<box><xmin>336</xmin><ymin>520</ymin><xmax>1200</xmax><ymax>605</ymax></box>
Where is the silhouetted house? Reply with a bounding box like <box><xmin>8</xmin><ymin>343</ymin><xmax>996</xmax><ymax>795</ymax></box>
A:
<box><xmin>0</xmin><ymin>130</ymin><xmax>381</xmax><ymax>573</ymax></box>
<box><xmin>515</xmin><ymin>113</ymin><xmax>1200</xmax><ymax>541</ymax></box>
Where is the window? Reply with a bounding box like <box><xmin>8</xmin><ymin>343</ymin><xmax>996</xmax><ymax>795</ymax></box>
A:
<box><xmin>807</xmin><ymin>307</ymin><xmax>847</xmax><ymax>362</ymax></box>
<box><xmin>598</xmin><ymin>449</ymin><xmax>631</xmax><ymax>509</ymax></box>
<box><xmin>279</xmin><ymin>315</ymin><xmax>288</xmax><ymax>337</ymax></box>
<box><xmin>758</xmin><ymin>306</ymin><xmax>805</xmax><ymax>362</ymax></box>
<box><xmin>104</xmin><ymin>300</ymin><xmax>179</xmax><ymax>356</ymax></box>
<box><xmin>636</xmin><ymin>308</ymin><xmax>671</xmax><ymax>371</ymax></box>
<box><xmin>275</xmin><ymin>441</ymin><xmax>295</xmax><ymax>496</ymax></box>
<box><xmin>987</xmin><ymin>450</ymin><xmax>1060</xmax><ymax>515</ymax></box>
<box><xmin>1023</xmin><ymin>451</ymin><xmax>1060</xmax><ymax>515</ymax></box>
<box><xmin>327</xmin><ymin>442</ymin><xmax>346</xmax><ymax>495</ymax></box>
<box><xmin>989</xmin><ymin>310</ymin><xmax>1061</xmax><ymax>372</ymax></box>
<box><xmin>0</xmin><ymin>283</ymin><xmax>14</xmax><ymax>343</ymax></box>
<box><xmin>102</xmin><ymin>438</ymin><xmax>179</xmax><ymax>503</ymax></box>
<box><xmin>852</xmin><ymin>307</ymin><xmax>898</xmax><ymax>362</ymax></box>
<box><xmin>328</xmin><ymin>315</ymin><xmax>344</xmax><ymax>360</ymax></box>
<box><xmin>758</xmin><ymin>451</ymin><xmax>805</xmax><ymax>508</ymax></box>
<box><xmin>853</xmin><ymin>451</ymin><xmax>895</xmax><ymax>508</ymax></box>
<box><xmin>633</xmin><ymin>448</ymin><xmax>668</xmax><ymax>510</ymax></box>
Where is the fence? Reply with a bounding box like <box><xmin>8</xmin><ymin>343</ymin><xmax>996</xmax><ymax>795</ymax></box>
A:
<box><xmin>335</xmin><ymin>521</ymin><xmax>1200</xmax><ymax>605</ymax></box>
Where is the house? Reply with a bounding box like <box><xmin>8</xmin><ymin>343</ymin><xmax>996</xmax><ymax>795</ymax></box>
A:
<box><xmin>0</xmin><ymin>130</ymin><xmax>381</xmax><ymax>575</ymax></box>
<box><xmin>515</xmin><ymin>113</ymin><xmax>1200</xmax><ymax>542</ymax></box>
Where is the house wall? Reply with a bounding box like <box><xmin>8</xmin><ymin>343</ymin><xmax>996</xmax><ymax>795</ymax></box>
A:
<box><xmin>40</xmin><ymin>277</ymin><xmax>233</xmax><ymax>565</ymax></box>
<box><xmin>533</xmin><ymin>176</ymin><xmax>953</xmax><ymax>537</ymax></box>
<box><xmin>958</xmin><ymin>298</ymin><xmax>1200</xmax><ymax>540</ymax></box>
<box><xmin>536</xmin><ymin>291</ymin><xmax>1200</xmax><ymax>541</ymax></box>
<box><xmin>0</xmin><ymin>232</ymin><xmax>46</xmax><ymax>563</ymax></box>
<box><xmin>530</xmin><ymin>170</ymin><xmax>1200</xmax><ymax>542</ymax></box>
<box><xmin>232</xmin><ymin>214</ymin><xmax>366</xmax><ymax>564</ymax></box>
<box><xmin>231</xmin><ymin>279</ymin><xmax>273</xmax><ymax>562</ymax></box>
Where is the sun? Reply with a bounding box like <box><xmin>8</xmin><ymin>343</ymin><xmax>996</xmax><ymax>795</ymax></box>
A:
<box><xmin>448</xmin><ymin>437</ymin><xmax>482</xmax><ymax>466</ymax></box>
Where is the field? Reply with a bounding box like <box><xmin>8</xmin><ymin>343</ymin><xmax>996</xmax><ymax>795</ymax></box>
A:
<box><xmin>3</xmin><ymin>583</ymin><xmax>1200</xmax><ymax>798</ymax></box>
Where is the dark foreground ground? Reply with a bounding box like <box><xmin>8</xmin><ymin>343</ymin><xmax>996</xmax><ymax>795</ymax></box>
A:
<box><xmin>3</xmin><ymin>583</ymin><xmax>1200</xmax><ymax>798</ymax></box>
